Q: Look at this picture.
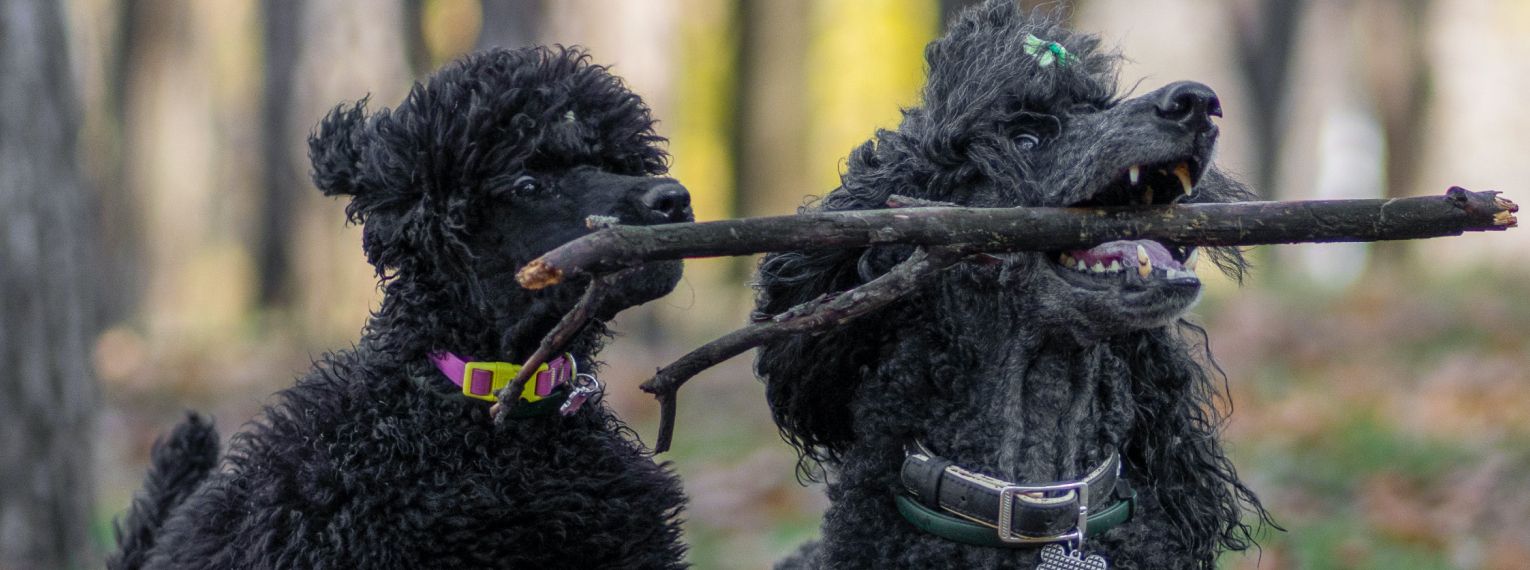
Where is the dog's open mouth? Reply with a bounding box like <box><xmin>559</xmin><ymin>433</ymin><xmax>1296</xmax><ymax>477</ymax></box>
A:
<box><xmin>1049</xmin><ymin>157</ymin><xmax>1204</xmax><ymax>289</ymax></box>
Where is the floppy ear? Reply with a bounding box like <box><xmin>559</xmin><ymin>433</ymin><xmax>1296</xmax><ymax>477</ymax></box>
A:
<box><xmin>307</xmin><ymin>96</ymin><xmax>437</xmax><ymax>275</ymax></box>
<box><xmin>755</xmin><ymin>245</ymin><xmax>887</xmax><ymax>473</ymax></box>
<box><xmin>309</xmin><ymin>98</ymin><xmax>370</xmax><ymax>202</ymax></box>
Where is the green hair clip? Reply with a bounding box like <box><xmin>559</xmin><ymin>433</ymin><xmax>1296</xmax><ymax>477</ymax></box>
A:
<box><xmin>1023</xmin><ymin>34</ymin><xmax>1069</xmax><ymax>68</ymax></box>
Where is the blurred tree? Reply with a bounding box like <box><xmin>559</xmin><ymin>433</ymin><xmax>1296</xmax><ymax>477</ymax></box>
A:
<box><xmin>1231</xmin><ymin>0</ymin><xmax>1307</xmax><ymax>202</ymax></box>
<box><xmin>405</xmin><ymin>0</ymin><xmax>509</xmax><ymax>78</ymax></box>
<box><xmin>0</xmin><ymin>0</ymin><xmax>100</xmax><ymax>567</ymax></box>
<box><xmin>730</xmin><ymin>0</ymin><xmax>811</xmax><ymax>281</ymax></box>
<box><xmin>256</xmin><ymin>0</ymin><xmax>306</xmax><ymax>308</ymax></box>
<box><xmin>476</xmin><ymin>0</ymin><xmax>545</xmax><ymax>50</ymax></box>
<box><xmin>1359</xmin><ymin>0</ymin><xmax>1432</xmax><ymax>275</ymax></box>
<box><xmin>402</xmin><ymin>0</ymin><xmax>431</xmax><ymax>75</ymax></box>
<box><xmin>805</xmin><ymin>0</ymin><xmax>934</xmax><ymax>190</ymax></box>
<box><xmin>87</xmin><ymin>0</ymin><xmax>151</xmax><ymax>329</ymax></box>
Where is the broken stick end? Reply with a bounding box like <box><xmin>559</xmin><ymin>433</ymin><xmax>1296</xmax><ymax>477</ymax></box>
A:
<box><xmin>1446</xmin><ymin>187</ymin><xmax>1519</xmax><ymax>229</ymax></box>
<box><xmin>516</xmin><ymin>259</ymin><xmax>563</xmax><ymax>290</ymax></box>
<box><xmin>1495</xmin><ymin>194</ymin><xmax>1519</xmax><ymax>214</ymax></box>
<box><xmin>1491</xmin><ymin>194</ymin><xmax>1518</xmax><ymax>227</ymax></box>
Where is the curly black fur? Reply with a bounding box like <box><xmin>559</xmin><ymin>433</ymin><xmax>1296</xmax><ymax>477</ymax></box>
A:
<box><xmin>111</xmin><ymin>47</ymin><xmax>692</xmax><ymax>569</ymax></box>
<box><xmin>107</xmin><ymin>413</ymin><xmax>220</xmax><ymax>570</ymax></box>
<box><xmin>756</xmin><ymin>3</ymin><xmax>1271</xmax><ymax>568</ymax></box>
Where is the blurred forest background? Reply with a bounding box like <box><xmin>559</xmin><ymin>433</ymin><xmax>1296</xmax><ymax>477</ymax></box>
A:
<box><xmin>2</xmin><ymin>0</ymin><xmax>1528</xmax><ymax>568</ymax></box>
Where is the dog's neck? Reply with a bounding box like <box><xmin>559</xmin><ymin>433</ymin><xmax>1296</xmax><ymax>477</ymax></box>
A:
<box><xmin>842</xmin><ymin>287</ymin><xmax>1141</xmax><ymax>491</ymax></box>
<box><xmin>916</xmin><ymin>307</ymin><xmax>1133</xmax><ymax>484</ymax></box>
<box><xmin>358</xmin><ymin>276</ymin><xmax>605</xmax><ymax>369</ymax></box>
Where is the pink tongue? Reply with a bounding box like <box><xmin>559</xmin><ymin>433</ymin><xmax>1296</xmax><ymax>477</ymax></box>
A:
<box><xmin>1069</xmin><ymin>240</ymin><xmax>1182</xmax><ymax>270</ymax></box>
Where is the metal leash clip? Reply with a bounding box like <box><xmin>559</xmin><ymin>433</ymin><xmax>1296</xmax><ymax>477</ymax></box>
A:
<box><xmin>559</xmin><ymin>373</ymin><xmax>603</xmax><ymax>416</ymax></box>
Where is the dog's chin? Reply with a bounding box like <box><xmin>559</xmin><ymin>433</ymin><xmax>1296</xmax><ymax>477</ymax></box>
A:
<box><xmin>595</xmin><ymin>260</ymin><xmax>684</xmax><ymax>319</ymax></box>
<box><xmin>1025</xmin><ymin>250</ymin><xmax>1202</xmax><ymax>336</ymax></box>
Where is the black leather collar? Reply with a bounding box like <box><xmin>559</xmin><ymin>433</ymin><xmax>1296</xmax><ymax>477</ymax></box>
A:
<box><xmin>899</xmin><ymin>443</ymin><xmax>1131</xmax><ymax>547</ymax></box>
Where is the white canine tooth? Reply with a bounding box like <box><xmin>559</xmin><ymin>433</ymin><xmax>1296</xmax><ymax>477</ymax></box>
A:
<box><xmin>1128</xmin><ymin>165</ymin><xmax>1141</xmax><ymax>185</ymax></box>
<box><xmin>1075</xmin><ymin>259</ymin><xmax>1088</xmax><ymax>271</ymax></box>
<box><xmin>1173</xmin><ymin>162</ymin><xmax>1193</xmax><ymax>196</ymax></box>
<box><xmin>1137</xmin><ymin>245</ymin><xmax>1152</xmax><ymax>277</ymax></box>
<box><xmin>1106</xmin><ymin>260</ymin><xmax>1121</xmax><ymax>272</ymax></box>
<box><xmin>1091</xmin><ymin>261</ymin><xmax>1105</xmax><ymax>273</ymax></box>
<box><xmin>1185</xmin><ymin>249</ymin><xmax>1199</xmax><ymax>270</ymax></box>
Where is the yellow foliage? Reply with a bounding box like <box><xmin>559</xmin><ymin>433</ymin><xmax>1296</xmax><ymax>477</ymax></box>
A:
<box><xmin>160</xmin><ymin>241</ymin><xmax>256</xmax><ymax>340</ymax></box>
<box><xmin>807</xmin><ymin>0</ymin><xmax>937</xmax><ymax>192</ymax></box>
<box><xmin>666</xmin><ymin>0</ymin><xmax>737</xmax><ymax>223</ymax></box>
<box><xmin>424</xmin><ymin>0</ymin><xmax>484</xmax><ymax>66</ymax></box>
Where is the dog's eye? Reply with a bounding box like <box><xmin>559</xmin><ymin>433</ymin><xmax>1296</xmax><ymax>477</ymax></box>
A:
<box><xmin>1016</xmin><ymin>134</ymin><xmax>1041</xmax><ymax>150</ymax></box>
<box><xmin>511</xmin><ymin>175</ymin><xmax>541</xmax><ymax>195</ymax></box>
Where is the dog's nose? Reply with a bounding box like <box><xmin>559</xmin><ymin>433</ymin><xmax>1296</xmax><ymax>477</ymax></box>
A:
<box><xmin>1154</xmin><ymin>81</ymin><xmax>1221</xmax><ymax>133</ymax></box>
<box><xmin>641</xmin><ymin>183</ymin><xmax>691</xmax><ymax>221</ymax></box>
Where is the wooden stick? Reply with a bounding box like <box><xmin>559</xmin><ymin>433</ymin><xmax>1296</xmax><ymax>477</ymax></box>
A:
<box><xmin>518</xmin><ymin>187</ymin><xmax>1517</xmax><ymax>290</ymax></box>
<box><xmin>490</xmin><ymin>271</ymin><xmax>619</xmax><ymax>421</ymax></box>
<box><xmin>640</xmin><ymin>246</ymin><xmax>972</xmax><ymax>452</ymax></box>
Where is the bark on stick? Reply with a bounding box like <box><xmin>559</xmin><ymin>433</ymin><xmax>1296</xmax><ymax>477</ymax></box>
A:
<box><xmin>640</xmin><ymin>247</ymin><xmax>971</xmax><ymax>452</ymax></box>
<box><xmin>519</xmin><ymin>187</ymin><xmax>1517</xmax><ymax>289</ymax></box>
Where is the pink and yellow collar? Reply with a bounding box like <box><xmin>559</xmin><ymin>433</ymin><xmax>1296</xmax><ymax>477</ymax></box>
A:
<box><xmin>427</xmin><ymin>351</ymin><xmax>577</xmax><ymax>404</ymax></box>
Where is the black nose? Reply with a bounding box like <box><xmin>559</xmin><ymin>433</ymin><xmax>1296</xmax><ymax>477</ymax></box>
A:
<box><xmin>641</xmin><ymin>183</ymin><xmax>691</xmax><ymax>221</ymax></box>
<box><xmin>1154</xmin><ymin>81</ymin><xmax>1221</xmax><ymax>132</ymax></box>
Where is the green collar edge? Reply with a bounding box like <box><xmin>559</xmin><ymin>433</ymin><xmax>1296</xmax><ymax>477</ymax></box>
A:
<box><xmin>893</xmin><ymin>491</ymin><xmax>1135</xmax><ymax>549</ymax></box>
<box><xmin>503</xmin><ymin>387</ymin><xmax>571</xmax><ymax>419</ymax></box>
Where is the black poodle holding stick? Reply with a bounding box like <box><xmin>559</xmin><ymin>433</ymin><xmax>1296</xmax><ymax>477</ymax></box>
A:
<box><xmin>758</xmin><ymin>2</ymin><xmax>1273</xmax><ymax>568</ymax></box>
<box><xmin>110</xmin><ymin>47</ymin><xmax>693</xmax><ymax>569</ymax></box>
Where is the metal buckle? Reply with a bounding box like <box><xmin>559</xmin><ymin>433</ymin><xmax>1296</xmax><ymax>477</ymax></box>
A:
<box><xmin>996</xmin><ymin>480</ymin><xmax>1090</xmax><ymax>549</ymax></box>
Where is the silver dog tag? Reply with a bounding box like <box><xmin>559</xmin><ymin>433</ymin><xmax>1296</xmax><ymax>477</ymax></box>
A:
<box><xmin>1036</xmin><ymin>544</ymin><xmax>1108</xmax><ymax>570</ymax></box>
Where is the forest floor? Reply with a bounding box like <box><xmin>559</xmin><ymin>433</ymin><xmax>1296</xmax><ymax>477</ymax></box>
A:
<box><xmin>96</xmin><ymin>269</ymin><xmax>1530</xmax><ymax>569</ymax></box>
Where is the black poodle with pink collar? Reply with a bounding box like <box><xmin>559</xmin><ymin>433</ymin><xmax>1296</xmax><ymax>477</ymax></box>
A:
<box><xmin>110</xmin><ymin>47</ymin><xmax>693</xmax><ymax>569</ymax></box>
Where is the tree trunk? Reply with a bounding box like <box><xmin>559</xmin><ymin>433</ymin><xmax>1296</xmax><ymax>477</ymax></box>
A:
<box><xmin>1231</xmin><ymin>0</ymin><xmax>1306</xmax><ymax>202</ymax></box>
<box><xmin>730</xmin><ymin>0</ymin><xmax>810</xmax><ymax>280</ymax></box>
<box><xmin>476</xmin><ymin>0</ymin><xmax>544</xmax><ymax>51</ymax></box>
<box><xmin>1360</xmin><ymin>0</ymin><xmax>1432</xmax><ymax>275</ymax></box>
<box><xmin>87</xmin><ymin>0</ymin><xmax>149</xmax><ymax>329</ymax></box>
<box><xmin>401</xmin><ymin>0</ymin><xmax>430</xmax><ymax>76</ymax></box>
<box><xmin>256</xmin><ymin>0</ymin><xmax>306</xmax><ymax>308</ymax></box>
<box><xmin>0</xmin><ymin>1</ymin><xmax>100</xmax><ymax>568</ymax></box>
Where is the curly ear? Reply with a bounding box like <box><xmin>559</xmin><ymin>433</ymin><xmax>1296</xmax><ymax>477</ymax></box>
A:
<box><xmin>307</xmin><ymin>97</ymin><xmax>420</xmax><ymax>273</ymax></box>
<box><xmin>308</xmin><ymin>98</ymin><xmax>370</xmax><ymax>200</ymax></box>
<box><xmin>755</xmin><ymin>246</ymin><xmax>885</xmax><ymax>473</ymax></box>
